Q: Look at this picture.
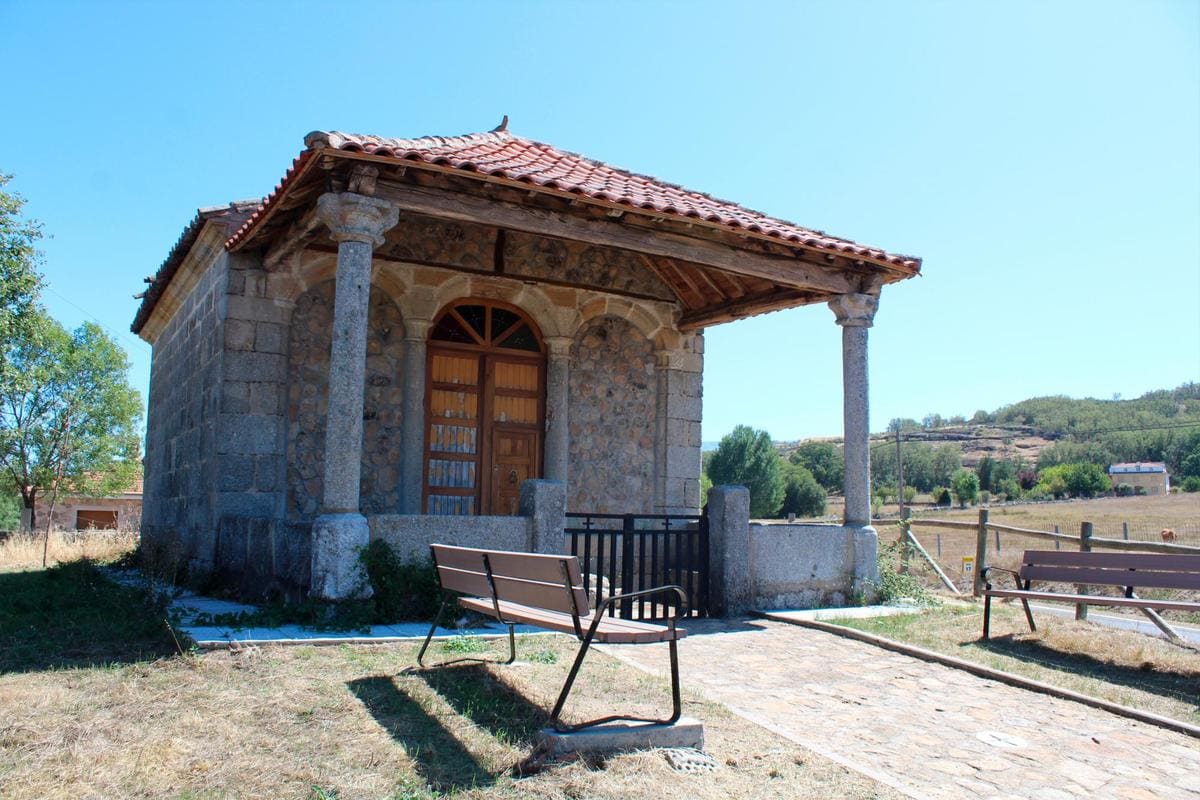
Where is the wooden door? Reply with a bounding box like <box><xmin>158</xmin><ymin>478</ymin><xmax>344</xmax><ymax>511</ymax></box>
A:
<box><xmin>424</xmin><ymin>302</ymin><xmax>545</xmax><ymax>516</ymax></box>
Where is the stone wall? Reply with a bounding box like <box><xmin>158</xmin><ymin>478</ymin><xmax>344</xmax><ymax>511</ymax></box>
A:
<box><xmin>505</xmin><ymin>231</ymin><xmax>676</xmax><ymax>301</ymax></box>
<box><xmin>142</xmin><ymin>248</ymin><xmax>228</xmax><ymax>571</ymax></box>
<box><xmin>215</xmin><ymin>516</ymin><xmax>312</xmax><ymax>602</ymax></box>
<box><xmin>657</xmin><ymin>333</ymin><xmax>704</xmax><ymax>513</ymax></box>
<box><xmin>369</xmin><ymin>514</ymin><xmax>531</xmax><ymax>563</ymax></box>
<box><xmin>748</xmin><ymin>523</ymin><xmax>879</xmax><ymax>609</ymax></box>
<box><xmin>215</xmin><ymin>252</ymin><xmax>291</xmax><ymax>524</ymax></box>
<box><xmin>568</xmin><ymin>316</ymin><xmax>657</xmax><ymax>513</ymax></box>
<box><xmin>286</xmin><ymin>281</ymin><xmax>406</xmax><ymax>519</ymax></box>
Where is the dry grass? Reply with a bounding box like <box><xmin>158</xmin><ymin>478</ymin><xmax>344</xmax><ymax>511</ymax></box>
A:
<box><xmin>0</xmin><ymin>635</ymin><xmax>902</xmax><ymax>800</ymax></box>
<box><xmin>0</xmin><ymin>528</ymin><xmax>139</xmax><ymax>573</ymax></box>
<box><xmin>829</xmin><ymin>603</ymin><xmax>1200</xmax><ymax>726</ymax></box>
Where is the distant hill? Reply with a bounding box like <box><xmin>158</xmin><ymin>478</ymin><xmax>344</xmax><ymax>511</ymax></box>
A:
<box><xmin>776</xmin><ymin>383</ymin><xmax>1200</xmax><ymax>470</ymax></box>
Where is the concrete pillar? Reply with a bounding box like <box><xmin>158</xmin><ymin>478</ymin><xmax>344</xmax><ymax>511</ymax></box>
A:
<box><xmin>520</xmin><ymin>479</ymin><xmax>567</xmax><ymax>554</ymax></box>
<box><xmin>707</xmin><ymin>485</ymin><xmax>751</xmax><ymax>617</ymax></box>
<box><xmin>309</xmin><ymin>192</ymin><xmax>399</xmax><ymax>601</ymax></box>
<box><xmin>543</xmin><ymin>337</ymin><xmax>571</xmax><ymax>485</ymax></box>
<box><xmin>828</xmin><ymin>292</ymin><xmax>879</xmax><ymax>528</ymax></box>
<box><xmin>400</xmin><ymin>318</ymin><xmax>431</xmax><ymax>514</ymax></box>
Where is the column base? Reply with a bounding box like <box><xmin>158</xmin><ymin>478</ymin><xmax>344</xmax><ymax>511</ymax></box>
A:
<box><xmin>311</xmin><ymin>512</ymin><xmax>374</xmax><ymax>601</ymax></box>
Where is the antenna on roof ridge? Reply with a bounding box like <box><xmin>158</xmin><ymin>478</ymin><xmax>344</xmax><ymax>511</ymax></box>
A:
<box><xmin>492</xmin><ymin>115</ymin><xmax>509</xmax><ymax>132</ymax></box>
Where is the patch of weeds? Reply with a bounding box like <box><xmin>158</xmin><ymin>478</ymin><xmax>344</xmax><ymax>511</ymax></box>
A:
<box><xmin>526</xmin><ymin>647</ymin><xmax>559</xmax><ymax>664</ymax></box>
<box><xmin>441</xmin><ymin>635</ymin><xmax>488</xmax><ymax>654</ymax></box>
<box><xmin>0</xmin><ymin>559</ymin><xmax>185</xmax><ymax>672</ymax></box>
<box><xmin>871</xmin><ymin>538</ymin><xmax>938</xmax><ymax>607</ymax></box>
<box><xmin>359</xmin><ymin>540</ymin><xmax>441</xmax><ymax>621</ymax></box>
<box><xmin>309</xmin><ymin>786</ymin><xmax>339</xmax><ymax>800</ymax></box>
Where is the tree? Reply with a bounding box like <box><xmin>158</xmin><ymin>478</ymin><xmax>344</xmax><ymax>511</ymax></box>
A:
<box><xmin>976</xmin><ymin>456</ymin><xmax>995</xmax><ymax>492</ymax></box>
<box><xmin>0</xmin><ymin>174</ymin><xmax>45</xmax><ymax>381</ymax></box>
<box><xmin>789</xmin><ymin>441</ymin><xmax>843</xmax><ymax>491</ymax></box>
<box><xmin>0</xmin><ymin>314</ymin><xmax>142</xmax><ymax>532</ymax></box>
<box><xmin>707</xmin><ymin>425</ymin><xmax>784</xmax><ymax>518</ymax></box>
<box><xmin>951</xmin><ymin>469</ymin><xmax>979</xmax><ymax>508</ymax></box>
<box><xmin>779</xmin><ymin>461</ymin><xmax>827</xmax><ymax>517</ymax></box>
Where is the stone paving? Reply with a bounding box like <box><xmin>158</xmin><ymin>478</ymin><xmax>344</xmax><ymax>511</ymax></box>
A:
<box><xmin>600</xmin><ymin>618</ymin><xmax>1200</xmax><ymax>800</ymax></box>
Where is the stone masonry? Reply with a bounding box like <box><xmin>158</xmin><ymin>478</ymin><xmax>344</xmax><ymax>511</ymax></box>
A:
<box><xmin>286</xmin><ymin>281</ymin><xmax>406</xmax><ymax>519</ymax></box>
<box><xmin>568</xmin><ymin>316</ymin><xmax>657</xmax><ymax>513</ymax></box>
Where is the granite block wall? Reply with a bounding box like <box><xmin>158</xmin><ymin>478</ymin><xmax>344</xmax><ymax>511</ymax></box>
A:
<box><xmin>567</xmin><ymin>316</ymin><xmax>657</xmax><ymax>513</ymax></box>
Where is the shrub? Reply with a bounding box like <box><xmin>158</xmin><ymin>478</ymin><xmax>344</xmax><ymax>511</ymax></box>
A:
<box><xmin>1181</xmin><ymin>476</ymin><xmax>1200</xmax><ymax>493</ymax></box>
<box><xmin>871</xmin><ymin>539</ymin><xmax>937</xmax><ymax>607</ymax></box>
<box><xmin>930</xmin><ymin>487</ymin><xmax>951</xmax><ymax>506</ymax></box>
<box><xmin>359</xmin><ymin>540</ymin><xmax>441</xmax><ymax>622</ymax></box>
<box><xmin>951</xmin><ymin>469</ymin><xmax>980</xmax><ymax>508</ymax></box>
<box><xmin>1114</xmin><ymin>482</ymin><xmax>1135</xmax><ymax>497</ymax></box>
<box><xmin>779</xmin><ymin>463</ymin><xmax>827</xmax><ymax>518</ymax></box>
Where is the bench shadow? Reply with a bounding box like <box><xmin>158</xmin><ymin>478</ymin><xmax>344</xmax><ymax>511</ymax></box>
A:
<box><xmin>968</xmin><ymin>635</ymin><xmax>1200</xmax><ymax>711</ymax></box>
<box><xmin>416</xmin><ymin>663</ymin><xmax>549</xmax><ymax>748</ymax></box>
<box><xmin>348</xmin><ymin>674</ymin><xmax>499</xmax><ymax>792</ymax></box>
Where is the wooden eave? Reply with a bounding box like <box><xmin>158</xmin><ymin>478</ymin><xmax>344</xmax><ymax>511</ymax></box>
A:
<box><xmin>232</xmin><ymin>149</ymin><xmax>919</xmax><ymax>329</ymax></box>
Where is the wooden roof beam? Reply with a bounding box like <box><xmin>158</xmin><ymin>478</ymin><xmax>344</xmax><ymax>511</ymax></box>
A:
<box><xmin>677</xmin><ymin>288</ymin><xmax>821</xmax><ymax>331</ymax></box>
<box><xmin>371</xmin><ymin>179</ymin><xmax>859</xmax><ymax>295</ymax></box>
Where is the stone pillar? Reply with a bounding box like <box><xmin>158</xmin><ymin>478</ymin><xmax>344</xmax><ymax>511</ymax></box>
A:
<box><xmin>655</xmin><ymin>333</ymin><xmax>704</xmax><ymax>514</ymax></box>
<box><xmin>707</xmin><ymin>485</ymin><xmax>751</xmax><ymax>617</ymax></box>
<box><xmin>520</xmin><ymin>479</ymin><xmax>567</xmax><ymax>554</ymax></box>
<box><xmin>400</xmin><ymin>318</ymin><xmax>431</xmax><ymax>515</ymax></box>
<box><xmin>309</xmin><ymin>192</ymin><xmax>399</xmax><ymax>600</ymax></box>
<box><xmin>828</xmin><ymin>292</ymin><xmax>879</xmax><ymax>528</ymax></box>
<box><xmin>543</xmin><ymin>337</ymin><xmax>571</xmax><ymax>485</ymax></box>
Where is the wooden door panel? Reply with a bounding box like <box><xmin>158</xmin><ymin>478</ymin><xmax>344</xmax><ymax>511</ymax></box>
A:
<box><xmin>491</xmin><ymin>430</ymin><xmax>537</xmax><ymax>516</ymax></box>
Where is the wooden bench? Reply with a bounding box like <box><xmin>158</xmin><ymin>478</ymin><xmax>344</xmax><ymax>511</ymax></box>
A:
<box><xmin>981</xmin><ymin>550</ymin><xmax>1200</xmax><ymax>641</ymax></box>
<box><xmin>416</xmin><ymin>543</ymin><xmax>689</xmax><ymax>732</ymax></box>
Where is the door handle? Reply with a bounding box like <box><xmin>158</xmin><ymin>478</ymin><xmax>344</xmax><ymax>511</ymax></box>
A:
<box><xmin>508</xmin><ymin>469</ymin><xmax>519</xmax><ymax>484</ymax></box>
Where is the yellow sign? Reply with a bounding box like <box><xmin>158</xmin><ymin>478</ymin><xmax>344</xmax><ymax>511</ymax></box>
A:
<box><xmin>962</xmin><ymin>556</ymin><xmax>975</xmax><ymax>575</ymax></box>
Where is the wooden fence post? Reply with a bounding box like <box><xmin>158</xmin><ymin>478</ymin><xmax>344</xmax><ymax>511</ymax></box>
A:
<box><xmin>1122</xmin><ymin>522</ymin><xmax>1129</xmax><ymax>541</ymax></box>
<box><xmin>1075</xmin><ymin>521</ymin><xmax>1093</xmax><ymax>621</ymax></box>
<box><xmin>899</xmin><ymin>508</ymin><xmax>912</xmax><ymax>574</ymax></box>
<box><xmin>973</xmin><ymin>508</ymin><xmax>989</xmax><ymax>597</ymax></box>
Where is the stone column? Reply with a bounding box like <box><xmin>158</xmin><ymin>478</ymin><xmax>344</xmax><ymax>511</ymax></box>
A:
<box><xmin>400</xmin><ymin>318</ymin><xmax>431</xmax><ymax>515</ymax></box>
<box><xmin>829</xmin><ymin>293</ymin><xmax>879</xmax><ymax>528</ymax></box>
<box><xmin>543</xmin><ymin>337</ymin><xmax>571</xmax><ymax>485</ymax></box>
<box><xmin>309</xmin><ymin>192</ymin><xmax>399</xmax><ymax>600</ymax></box>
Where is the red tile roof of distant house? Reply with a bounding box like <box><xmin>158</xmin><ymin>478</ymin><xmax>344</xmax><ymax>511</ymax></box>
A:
<box><xmin>227</xmin><ymin>127</ymin><xmax>921</xmax><ymax>271</ymax></box>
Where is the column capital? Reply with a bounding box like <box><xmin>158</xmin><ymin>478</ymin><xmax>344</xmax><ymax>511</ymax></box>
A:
<box><xmin>315</xmin><ymin>192</ymin><xmax>399</xmax><ymax>246</ymax></box>
<box><xmin>403</xmin><ymin>317</ymin><xmax>433</xmax><ymax>341</ymax></box>
<box><xmin>544</xmin><ymin>336</ymin><xmax>572</xmax><ymax>358</ymax></box>
<box><xmin>828</xmin><ymin>292</ymin><xmax>880</xmax><ymax>328</ymax></box>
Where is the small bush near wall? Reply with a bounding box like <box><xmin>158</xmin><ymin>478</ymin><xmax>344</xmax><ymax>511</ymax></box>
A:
<box><xmin>359</xmin><ymin>540</ymin><xmax>440</xmax><ymax>621</ymax></box>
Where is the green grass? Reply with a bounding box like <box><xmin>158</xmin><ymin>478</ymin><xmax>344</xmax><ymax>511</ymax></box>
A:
<box><xmin>0</xmin><ymin>559</ymin><xmax>184</xmax><ymax>673</ymax></box>
<box><xmin>827</xmin><ymin>603</ymin><xmax>1200</xmax><ymax>725</ymax></box>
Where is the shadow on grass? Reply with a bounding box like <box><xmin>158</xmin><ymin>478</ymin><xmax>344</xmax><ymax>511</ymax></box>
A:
<box><xmin>967</xmin><ymin>634</ymin><xmax>1200</xmax><ymax>711</ymax></box>
<box><xmin>0</xmin><ymin>561</ymin><xmax>181</xmax><ymax>674</ymax></box>
<box><xmin>349</xmin><ymin>666</ymin><xmax>549</xmax><ymax>793</ymax></box>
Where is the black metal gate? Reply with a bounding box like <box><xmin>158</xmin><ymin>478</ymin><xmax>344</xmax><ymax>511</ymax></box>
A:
<box><xmin>564</xmin><ymin>511</ymin><xmax>710</xmax><ymax>619</ymax></box>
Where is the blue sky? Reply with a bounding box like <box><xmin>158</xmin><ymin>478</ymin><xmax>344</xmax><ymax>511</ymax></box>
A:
<box><xmin>2</xmin><ymin>0</ymin><xmax>1197</xmax><ymax>442</ymax></box>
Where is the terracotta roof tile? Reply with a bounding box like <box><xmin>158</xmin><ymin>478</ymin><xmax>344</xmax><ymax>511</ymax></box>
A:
<box><xmin>227</xmin><ymin>129</ymin><xmax>920</xmax><ymax>271</ymax></box>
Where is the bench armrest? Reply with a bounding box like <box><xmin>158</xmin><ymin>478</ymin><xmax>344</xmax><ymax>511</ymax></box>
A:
<box><xmin>980</xmin><ymin>565</ymin><xmax>1021</xmax><ymax>590</ymax></box>
<box><xmin>594</xmin><ymin>585</ymin><xmax>690</xmax><ymax>623</ymax></box>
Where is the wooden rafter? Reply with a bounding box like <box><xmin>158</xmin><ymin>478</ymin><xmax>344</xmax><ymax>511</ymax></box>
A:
<box><xmin>677</xmin><ymin>288</ymin><xmax>821</xmax><ymax>330</ymax></box>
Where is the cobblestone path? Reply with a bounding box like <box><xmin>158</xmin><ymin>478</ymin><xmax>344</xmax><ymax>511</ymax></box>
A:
<box><xmin>601</xmin><ymin>618</ymin><xmax>1200</xmax><ymax>800</ymax></box>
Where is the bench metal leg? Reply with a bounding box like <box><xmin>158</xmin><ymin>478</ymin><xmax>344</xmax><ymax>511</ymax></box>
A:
<box><xmin>414</xmin><ymin>596</ymin><xmax>517</xmax><ymax>670</ymax></box>
<box><xmin>982</xmin><ymin>593</ymin><xmax>992</xmax><ymax>639</ymax></box>
<box><xmin>1021</xmin><ymin>598</ymin><xmax>1037</xmax><ymax>633</ymax></box>
<box><xmin>549</xmin><ymin>634</ymin><xmax>683</xmax><ymax>733</ymax></box>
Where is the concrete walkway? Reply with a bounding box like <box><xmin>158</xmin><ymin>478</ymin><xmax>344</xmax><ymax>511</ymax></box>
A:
<box><xmin>600</xmin><ymin>618</ymin><xmax>1200</xmax><ymax>800</ymax></box>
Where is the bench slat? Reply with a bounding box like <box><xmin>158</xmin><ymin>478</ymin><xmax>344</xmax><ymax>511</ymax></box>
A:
<box><xmin>458</xmin><ymin>597</ymin><xmax>686</xmax><ymax>644</ymax></box>
<box><xmin>1021</xmin><ymin>564</ymin><xmax>1200</xmax><ymax>590</ymax></box>
<box><xmin>432</xmin><ymin>544</ymin><xmax>585</xmax><ymax>587</ymax></box>
<box><xmin>983</xmin><ymin>589</ymin><xmax>1200</xmax><ymax>611</ymax></box>
<box><xmin>1017</xmin><ymin>550</ymin><xmax>1200</xmax><ymax>571</ymax></box>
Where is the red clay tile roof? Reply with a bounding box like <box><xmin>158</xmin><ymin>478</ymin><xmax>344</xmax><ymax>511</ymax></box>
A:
<box><xmin>227</xmin><ymin>129</ymin><xmax>920</xmax><ymax>271</ymax></box>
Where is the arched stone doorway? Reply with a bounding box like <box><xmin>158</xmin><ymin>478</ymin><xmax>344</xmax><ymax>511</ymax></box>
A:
<box><xmin>424</xmin><ymin>300</ymin><xmax>546</xmax><ymax>515</ymax></box>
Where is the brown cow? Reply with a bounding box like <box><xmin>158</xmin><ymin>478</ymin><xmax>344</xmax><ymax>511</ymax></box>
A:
<box><xmin>1161</xmin><ymin>528</ymin><xmax>1178</xmax><ymax>543</ymax></box>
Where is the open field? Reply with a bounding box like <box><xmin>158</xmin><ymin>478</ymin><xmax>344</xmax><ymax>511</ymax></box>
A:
<box><xmin>0</xmin><ymin>529</ymin><xmax>138</xmax><ymax>573</ymax></box>
<box><xmin>0</xmin><ymin>561</ymin><xmax>900</xmax><ymax>800</ymax></box>
<box><xmin>827</xmin><ymin>602</ymin><xmax>1200</xmax><ymax>727</ymax></box>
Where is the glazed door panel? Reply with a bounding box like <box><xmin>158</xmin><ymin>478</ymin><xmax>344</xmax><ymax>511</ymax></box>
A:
<box><xmin>423</xmin><ymin>301</ymin><xmax>545</xmax><ymax>516</ymax></box>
